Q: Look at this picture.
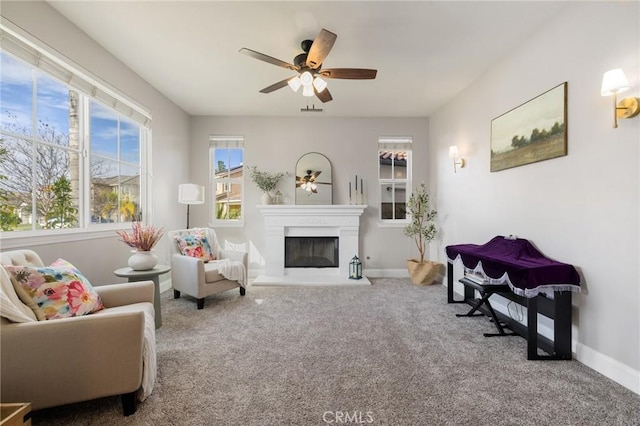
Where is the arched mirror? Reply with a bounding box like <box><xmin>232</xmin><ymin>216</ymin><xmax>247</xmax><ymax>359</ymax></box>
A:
<box><xmin>295</xmin><ymin>152</ymin><xmax>332</xmax><ymax>205</ymax></box>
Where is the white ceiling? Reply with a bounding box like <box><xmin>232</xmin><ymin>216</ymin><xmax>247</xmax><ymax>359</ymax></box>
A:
<box><xmin>48</xmin><ymin>1</ymin><xmax>568</xmax><ymax>118</ymax></box>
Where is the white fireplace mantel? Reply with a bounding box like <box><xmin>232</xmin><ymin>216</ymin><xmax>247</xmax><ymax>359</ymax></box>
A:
<box><xmin>253</xmin><ymin>204</ymin><xmax>370</xmax><ymax>286</ymax></box>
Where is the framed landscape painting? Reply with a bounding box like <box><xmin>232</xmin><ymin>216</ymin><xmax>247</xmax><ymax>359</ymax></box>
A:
<box><xmin>491</xmin><ymin>82</ymin><xmax>567</xmax><ymax>172</ymax></box>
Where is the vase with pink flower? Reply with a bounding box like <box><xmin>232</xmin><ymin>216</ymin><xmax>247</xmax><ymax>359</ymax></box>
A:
<box><xmin>116</xmin><ymin>222</ymin><xmax>165</xmax><ymax>271</ymax></box>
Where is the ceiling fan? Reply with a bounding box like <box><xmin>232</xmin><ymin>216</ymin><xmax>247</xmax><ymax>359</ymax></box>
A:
<box><xmin>296</xmin><ymin>170</ymin><xmax>328</xmax><ymax>193</ymax></box>
<box><xmin>239</xmin><ymin>28</ymin><xmax>377</xmax><ymax>103</ymax></box>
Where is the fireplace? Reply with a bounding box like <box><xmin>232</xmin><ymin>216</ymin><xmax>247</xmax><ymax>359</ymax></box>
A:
<box><xmin>253</xmin><ymin>205</ymin><xmax>370</xmax><ymax>285</ymax></box>
<box><xmin>285</xmin><ymin>237</ymin><xmax>339</xmax><ymax>268</ymax></box>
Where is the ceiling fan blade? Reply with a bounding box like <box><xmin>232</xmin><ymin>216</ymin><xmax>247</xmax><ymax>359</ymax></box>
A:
<box><xmin>259</xmin><ymin>78</ymin><xmax>291</xmax><ymax>94</ymax></box>
<box><xmin>310</xmin><ymin>171</ymin><xmax>322</xmax><ymax>181</ymax></box>
<box><xmin>239</xmin><ymin>48</ymin><xmax>298</xmax><ymax>71</ymax></box>
<box><xmin>306</xmin><ymin>29</ymin><xmax>337</xmax><ymax>69</ymax></box>
<box><xmin>319</xmin><ymin>68</ymin><xmax>377</xmax><ymax>79</ymax></box>
<box><xmin>315</xmin><ymin>87</ymin><xmax>333</xmax><ymax>103</ymax></box>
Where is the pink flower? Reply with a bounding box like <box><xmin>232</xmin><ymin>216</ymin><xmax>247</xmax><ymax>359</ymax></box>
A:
<box><xmin>67</xmin><ymin>281</ymin><xmax>95</xmax><ymax>316</ymax></box>
<box><xmin>36</xmin><ymin>282</ymin><xmax>65</xmax><ymax>301</ymax></box>
<box><xmin>191</xmin><ymin>246</ymin><xmax>204</xmax><ymax>258</ymax></box>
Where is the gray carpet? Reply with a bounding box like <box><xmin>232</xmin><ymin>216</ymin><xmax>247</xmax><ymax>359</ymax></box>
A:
<box><xmin>32</xmin><ymin>279</ymin><xmax>639</xmax><ymax>425</ymax></box>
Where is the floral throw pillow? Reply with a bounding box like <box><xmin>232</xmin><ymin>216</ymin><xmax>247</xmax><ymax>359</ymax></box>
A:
<box><xmin>174</xmin><ymin>229</ymin><xmax>216</xmax><ymax>262</ymax></box>
<box><xmin>4</xmin><ymin>261</ymin><xmax>104</xmax><ymax>320</ymax></box>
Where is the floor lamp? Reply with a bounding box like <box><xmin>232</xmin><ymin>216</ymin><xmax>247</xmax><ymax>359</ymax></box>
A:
<box><xmin>178</xmin><ymin>183</ymin><xmax>205</xmax><ymax>229</ymax></box>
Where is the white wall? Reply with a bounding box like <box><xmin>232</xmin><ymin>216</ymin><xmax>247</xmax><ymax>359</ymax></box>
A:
<box><xmin>189</xmin><ymin>116</ymin><xmax>429</xmax><ymax>275</ymax></box>
<box><xmin>1</xmin><ymin>2</ymin><xmax>191</xmax><ymax>284</ymax></box>
<box><xmin>429</xmin><ymin>2</ymin><xmax>639</xmax><ymax>392</ymax></box>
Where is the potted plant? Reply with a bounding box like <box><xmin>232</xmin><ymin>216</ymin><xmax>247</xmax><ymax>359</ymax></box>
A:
<box><xmin>248</xmin><ymin>166</ymin><xmax>285</xmax><ymax>204</ymax></box>
<box><xmin>116</xmin><ymin>222</ymin><xmax>165</xmax><ymax>270</ymax></box>
<box><xmin>403</xmin><ymin>183</ymin><xmax>440</xmax><ymax>285</ymax></box>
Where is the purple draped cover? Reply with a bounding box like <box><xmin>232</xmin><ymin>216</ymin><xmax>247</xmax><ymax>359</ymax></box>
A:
<box><xmin>446</xmin><ymin>236</ymin><xmax>580</xmax><ymax>297</ymax></box>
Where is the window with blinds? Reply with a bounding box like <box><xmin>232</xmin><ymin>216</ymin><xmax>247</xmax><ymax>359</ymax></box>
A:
<box><xmin>0</xmin><ymin>20</ymin><xmax>151</xmax><ymax>233</ymax></box>
<box><xmin>378</xmin><ymin>137</ymin><xmax>412</xmax><ymax>223</ymax></box>
<box><xmin>209</xmin><ymin>136</ymin><xmax>244</xmax><ymax>225</ymax></box>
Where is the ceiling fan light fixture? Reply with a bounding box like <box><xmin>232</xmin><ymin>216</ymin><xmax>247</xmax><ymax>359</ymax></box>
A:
<box><xmin>313</xmin><ymin>76</ymin><xmax>328</xmax><ymax>93</ymax></box>
<box><xmin>302</xmin><ymin>84</ymin><xmax>314</xmax><ymax>97</ymax></box>
<box><xmin>300</xmin><ymin>71</ymin><xmax>314</xmax><ymax>87</ymax></box>
<box><xmin>288</xmin><ymin>76</ymin><xmax>302</xmax><ymax>92</ymax></box>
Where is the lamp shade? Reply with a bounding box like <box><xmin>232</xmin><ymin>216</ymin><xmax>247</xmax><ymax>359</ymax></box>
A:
<box><xmin>448</xmin><ymin>146</ymin><xmax>459</xmax><ymax>158</ymax></box>
<box><xmin>601</xmin><ymin>69</ymin><xmax>630</xmax><ymax>96</ymax></box>
<box><xmin>288</xmin><ymin>76</ymin><xmax>302</xmax><ymax>92</ymax></box>
<box><xmin>300</xmin><ymin>71</ymin><xmax>313</xmax><ymax>87</ymax></box>
<box><xmin>178</xmin><ymin>183</ymin><xmax>205</xmax><ymax>205</ymax></box>
<box><xmin>313</xmin><ymin>76</ymin><xmax>328</xmax><ymax>93</ymax></box>
<box><xmin>302</xmin><ymin>84</ymin><xmax>314</xmax><ymax>97</ymax></box>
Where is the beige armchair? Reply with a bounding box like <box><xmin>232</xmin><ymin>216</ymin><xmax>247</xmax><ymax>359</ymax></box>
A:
<box><xmin>168</xmin><ymin>228</ymin><xmax>247</xmax><ymax>309</ymax></box>
<box><xmin>0</xmin><ymin>250</ymin><xmax>156</xmax><ymax>416</ymax></box>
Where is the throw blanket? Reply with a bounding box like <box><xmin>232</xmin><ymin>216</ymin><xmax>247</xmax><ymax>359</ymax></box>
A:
<box><xmin>446</xmin><ymin>236</ymin><xmax>581</xmax><ymax>297</ymax></box>
<box><xmin>216</xmin><ymin>258</ymin><xmax>247</xmax><ymax>287</ymax></box>
<box><xmin>139</xmin><ymin>307</ymin><xmax>157</xmax><ymax>401</ymax></box>
<box><xmin>0</xmin><ymin>266</ymin><xmax>37</xmax><ymax>323</ymax></box>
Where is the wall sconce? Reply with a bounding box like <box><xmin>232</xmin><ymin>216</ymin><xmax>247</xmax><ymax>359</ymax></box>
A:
<box><xmin>448</xmin><ymin>146</ymin><xmax>466</xmax><ymax>173</ymax></box>
<box><xmin>601</xmin><ymin>68</ymin><xmax>640</xmax><ymax>128</ymax></box>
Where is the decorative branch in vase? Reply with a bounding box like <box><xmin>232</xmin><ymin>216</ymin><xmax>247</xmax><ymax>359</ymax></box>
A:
<box><xmin>116</xmin><ymin>222</ymin><xmax>165</xmax><ymax>271</ymax></box>
<box><xmin>248</xmin><ymin>166</ymin><xmax>285</xmax><ymax>204</ymax></box>
<box><xmin>403</xmin><ymin>183</ymin><xmax>440</xmax><ymax>285</ymax></box>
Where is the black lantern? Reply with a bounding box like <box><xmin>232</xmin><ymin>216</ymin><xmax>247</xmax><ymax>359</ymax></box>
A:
<box><xmin>349</xmin><ymin>255</ymin><xmax>362</xmax><ymax>280</ymax></box>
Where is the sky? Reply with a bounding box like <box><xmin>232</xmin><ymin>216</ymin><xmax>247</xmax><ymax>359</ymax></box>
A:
<box><xmin>1</xmin><ymin>51</ymin><xmax>140</xmax><ymax>170</ymax></box>
<box><xmin>3</xmin><ymin>50</ymin><xmax>245</xmax><ymax>181</ymax></box>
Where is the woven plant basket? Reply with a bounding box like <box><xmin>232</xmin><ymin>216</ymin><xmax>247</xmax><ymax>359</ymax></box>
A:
<box><xmin>407</xmin><ymin>260</ymin><xmax>440</xmax><ymax>286</ymax></box>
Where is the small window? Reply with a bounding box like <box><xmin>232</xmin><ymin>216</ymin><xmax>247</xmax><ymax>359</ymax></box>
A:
<box><xmin>210</xmin><ymin>136</ymin><xmax>244</xmax><ymax>225</ymax></box>
<box><xmin>378</xmin><ymin>137</ymin><xmax>412</xmax><ymax>223</ymax></box>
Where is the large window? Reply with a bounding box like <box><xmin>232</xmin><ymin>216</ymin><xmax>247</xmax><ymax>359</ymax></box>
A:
<box><xmin>378</xmin><ymin>137</ymin><xmax>412</xmax><ymax>223</ymax></box>
<box><xmin>210</xmin><ymin>136</ymin><xmax>244</xmax><ymax>225</ymax></box>
<box><xmin>89</xmin><ymin>101</ymin><xmax>142</xmax><ymax>224</ymax></box>
<box><xmin>0</xmin><ymin>24</ymin><xmax>150</xmax><ymax>234</ymax></box>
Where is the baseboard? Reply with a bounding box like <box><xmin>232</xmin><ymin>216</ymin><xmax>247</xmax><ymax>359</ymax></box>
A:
<box><xmin>249</xmin><ymin>268</ymin><xmax>410</xmax><ymax>280</ymax></box>
<box><xmin>363</xmin><ymin>268</ymin><xmax>408</xmax><ymax>278</ymax></box>
<box><xmin>160</xmin><ymin>277</ymin><xmax>171</xmax><ymax>293</ymax></box>
<box><xmin>575</xmin><ymin>342</ymin><xmax>640</xmax><ymax>395</ymax></box>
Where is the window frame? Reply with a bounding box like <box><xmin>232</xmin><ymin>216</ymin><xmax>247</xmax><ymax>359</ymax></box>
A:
<box><xmin>377</xmin><ymin>137</ymin><xmax>412</xmax><ymax>227</ymax></box>
<box><xmin>209</xmin><ymin>136</ymin><xmax>244</xmax><ymax>227</ymax></box>
<box><xmin>0</xmin><ymin>21</ymin><xmax>152</xmax><ymax>247</ymax></box>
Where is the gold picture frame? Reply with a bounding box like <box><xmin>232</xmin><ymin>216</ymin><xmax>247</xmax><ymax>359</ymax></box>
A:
<box><xmin>491</xmin><ymin>82</ymin><xmax>567</xmax><ymax>172</ymax></box>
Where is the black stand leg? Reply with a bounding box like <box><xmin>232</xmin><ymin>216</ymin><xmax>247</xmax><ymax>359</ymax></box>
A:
<box><xmin>173</xmin><ymin>290</ymin><xmax>181</xmax><ymax>299</ymax></box>
<box><xmin>122</xmin><ymin>391</ymin><xmax>137</xmax><ymax>416</ymax></box>
<box><xmin>527</xmin><ymin>292</ymin><xmax>573</xmax><ymax>360</ymax></box>
<box><xmin>240</xmin><ymin>287</ymin><xmax>246</xmax><ymax>296</ymax></box>
<box><xmin>456</xmin><ymin>292</ymin><xmax>516</xmax><ymax>337</ymax></box>
<box><xmin>482</xmin><ymin>299</ymin><xmax>516</xmax><ymax>337</ymax></box>
<box><xmin>527</xmin><ymin>296</ymin><xmax>539</xmax><ymax>359</ymax></box>
<box><xmin>455</xmin><ymin>294</ymin><xmax>489</xmax><ymax>317</ymax></box>
<box><xmin>554</xmin><ymin>292</ymin><xmax>572</xmax><ymax>359</ymax></box>
<box><xmin>448</xmin><ymin>262</ymin><xmax>467</xmax><ymax>304</ymax></box>
<box><xmin>197</xmin><ymin>298</ymin><xmax>204</xmax><ymax>310</ymax></box>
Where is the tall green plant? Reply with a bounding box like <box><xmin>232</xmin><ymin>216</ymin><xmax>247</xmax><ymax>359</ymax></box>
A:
<box><xmin>403</xmin><ymin>183</ymin><xmax>437</xmax><ymax>263</ymax></box>
<box><xmin>45</xmin><ymin>176</ymin><xmax>78</xmax><ymax>229</ymax></box>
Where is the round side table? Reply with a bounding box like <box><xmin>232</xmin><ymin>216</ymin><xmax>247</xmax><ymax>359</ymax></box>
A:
<box><xmin>114</xmin><ymin>264</ymin><xmax>171</xmax><ymax>329</ymax></box>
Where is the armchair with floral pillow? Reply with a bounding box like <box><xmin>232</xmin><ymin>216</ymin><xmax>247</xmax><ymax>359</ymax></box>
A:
<box><xmin>168</xmin><ymin>228</ymin><xmax>247</xmax><ymax>309</ymax></box>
